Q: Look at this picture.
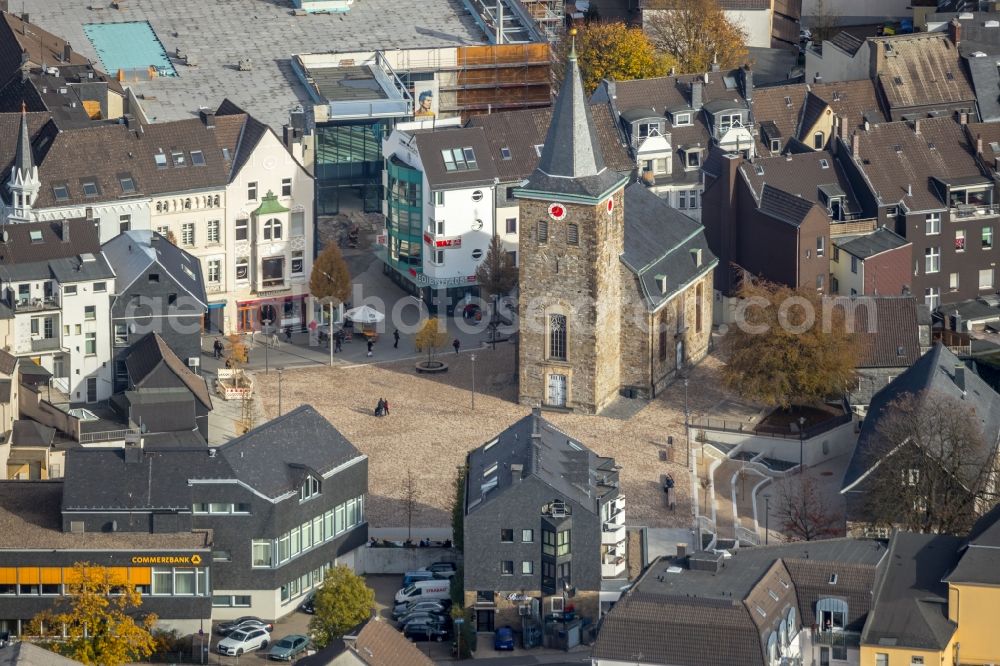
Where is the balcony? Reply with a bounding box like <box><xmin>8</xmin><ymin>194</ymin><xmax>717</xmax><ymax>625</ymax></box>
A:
<box><xmin>951</xmin><ymin>204</ymin><xmax>1000</xmax><ymax>219</ymax></box>
<box><xmin>812</xmin><ymin>630</ymin><xmax>860</xmax><ymax>649</ymax></box>
<box><xmin>30</xmin><ymin>337</ymin><xmax>61</xmax><ymax>352</ymax></box>
<box><xmin>602</xmin><ymin>521</ymin><xmax>626</xmax><ymax>545</ymax></box>
<box><xmin>14</xmin><ymin>297</ymin><xmax>59</xmax><ymax>313</ymax></box>
<box><xmin>601</xmin><ymin>554</ymin><xmax>626</xmax><ymax>579</ymax></box>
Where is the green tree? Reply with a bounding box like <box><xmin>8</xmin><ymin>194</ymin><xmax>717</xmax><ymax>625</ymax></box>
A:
<box><xmin>643</xmin><ymin>0</ymin><xmax>748</xmax><ymax>74</ymax></box>
<box><xmin>25</xmin><ymin>563</ymin><xmax>158</xmax><ymax>666</ymax></box>
<box><xmin>721</xmin><ymin>277</ymin><xmax>857</xmax><ymax>409</ymax></box>
<box><xmin>415</xmin><ymin>317</ymin><xmax>449</xmax><ymax>364</ymax></box>
<box><xmin>310</xmin><ymin>243</ymin><xmax>352</xmax><ymax>304</ymax></box>
<box><xmin>451</xmin><ymin>464</ymin><xmax>467</xmax><ymax>552</ymax></box>
<box><xmin>475</xmin><ymin>234</ymin><xmax>518</xmax><ymax>299</ymax></box>
<box><xmin>567</xmin><ymin>23</ymin><xmax>673</xmax><ymax>94</ymax></box>
<box><xmin>308</xmin><ymin>566</ymin><xmax>375</xmax><ymax>648</ymax></box>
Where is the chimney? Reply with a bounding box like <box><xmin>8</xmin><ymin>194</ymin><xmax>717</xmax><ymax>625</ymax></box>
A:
<box><xmin>20</xmin><ymin>50</ymin><xmax>27</xmax><ymax>66</ymax></box>
<box><xmin>20</xmin><ymin>61</ymin><xmax>28</xmax><ymax>83</ymax></box>
<box><xmin>907</xmin><ymin>184</ymin><xmax>912</xmax><ymax>197</ymax></box>
<box><xmin>702</xmin><ymin>71</ymin><xmax>709</xmax><ymax>84</ymax></box>
<box><xmin>913</xmin><ymin>118</ymin><xmax>921</xmax><ymax>135</ymax></box>
<box><xmin>60</xmin><ymin>220</ymin><xmax>70</xmax><ymax>242</ymax></box>
<box><xmin>511</xmin><ymin>463</ymin><xmax>523</xmax><ymax>480</ymax></box>
<box><xmin>606</xmin><ymin>79</ymin><xmax>616</xmax><ymax>100</ymax></box>
<box><xmin>960</xmin><ymin>111</ymin><xmax>969</xmax><ymax>125</ymax></box>
<box><xmin>955</xmin><ymin>364</ymin><xmax>966</xmax><ymax>393</ymax></box>
<box><xmin>676</xmin><ymin>543</ymin><xmax>688</xmax><ymax>558</ymax></box>
<box><xmin>711</xmin><ymin>52</ymin><xmax>720</xmax><ymax>73</ymax></box>
<box><xmin>63</xmin><ymin>42</ymin><xmax>71</xmax><ymax>63</ymax></box>
<box><xmin>691</xmin><ymin>80</ymin><xmax>703</xmax><ymax>110</ymax></box>
<box><xmin>852</xmin><ymin>132</ymin><xmax>860</xmax><ymax>157</ymax></box>
<box><xmin>123</xmin><ymin>433</ymin><xmax>144</xmax><ymax>463</ymax></box>
<box><xmin>85</xmin><ymin>207</ymin><xmax>94</xmax><ymax>221</ymax></box>
<box><xmin>950</xmin><ymin>17</ymin><xmax>962</xmax><ymax>45</ymax></box>
<box><xmin>531</xmin><ymin>407</ymin><xmax>541</xmax><ymax>438</ymax></box>
<box><xmin>199</xmin><ymin>108</ymin><xmax>216</xmax><ymax>129</ymax></box>
<box><xmin>743</xmin><ymin>63</ymin><xmax>753</xmax><ymax>101</ymax></box>
<box><xmin>977</xmin><ymin>134</ymin><xmax>983</xmax><ymax>155</ymax></box>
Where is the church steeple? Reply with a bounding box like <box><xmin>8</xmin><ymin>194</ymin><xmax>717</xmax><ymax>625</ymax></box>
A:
<box><xmin>7</xmin><ymin>104</ymin><xmax>40</xmax><ymax>223</ymax></box>
<box><xmin>519</xmin><ymin>29</ymin><xmax>626</xmax><ymax>203</ymax></box>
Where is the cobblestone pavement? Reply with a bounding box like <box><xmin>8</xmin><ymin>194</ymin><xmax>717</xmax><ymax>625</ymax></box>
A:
<box><xmin>22</xmin><ymin>0</ymin><xmax>482</xmax><ymax>129</ymax></box>
<box><xmin>254</xmin><ymin>344</ymin><xmax>737</xmax><ymax>530</ymax></box>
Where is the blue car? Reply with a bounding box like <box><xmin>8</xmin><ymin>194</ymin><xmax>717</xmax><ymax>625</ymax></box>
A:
<box><xmin>494</xmin><ymin>626</ymin><xmax>515</xmax><ymax>651</ymax></box>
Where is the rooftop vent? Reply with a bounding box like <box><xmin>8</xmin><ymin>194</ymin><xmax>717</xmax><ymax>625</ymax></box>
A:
<box><xmin>656</xmin><ymin>274</ymin><xmax>668</xmax><ymax>294</ymax></box>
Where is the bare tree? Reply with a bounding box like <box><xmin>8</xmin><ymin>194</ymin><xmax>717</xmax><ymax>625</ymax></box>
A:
<box><xmin>862</xmin><ymin>392</ymin><xmax>998</xmax><ymax>535</ymax></box>
<box><xmin>772</xmin><ymin>476</ymin><xmax>842</xmax><ymax>541</ymax></box>
<box><xmin>403</xmin><ymin>469</ymin><xmax>419</xmax><ymax>543</ymax></box>
<box><xmin>809</xmin><ymin>0</ymin><xmax>841</xmax><ymax>44</ymax></box>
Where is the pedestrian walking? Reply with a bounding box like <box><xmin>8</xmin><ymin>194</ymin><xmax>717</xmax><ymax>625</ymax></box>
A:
<box><xmin>335</xmin><ymin>332</ymin><xmax>343</xmax><ymax>353</ymax></box>
<box><xmin>367</xmin><ymin>339</ymin><xmax>374</xmax><ymax>357</ymax></box>
<box><xmin>393</xmin><ymin>329</ymin><xmax>400</xmax><ymax>348</ymax></box>
<box><xmin>375</xmin><ymin>398</ymin><xmax>385</xmax><ymax>417</ymax></box>
<box><xmin>212</xmin><ymin>338</ymin><xmax>223</xmax><ymax>359</ymax></box>
<box><xmin>383</xmin><ymin>398</ymin><xmax>390</xmax><ymax>416</ymax></box>
<box><xmin>453</xmin><ymin>338</ymin><xmax>460</xmax><ymax>354</ymax></box>
<box><xmin>284</xmin><ymin>325</ymin><xmax>292</xmax><ymax>342</ymax></box>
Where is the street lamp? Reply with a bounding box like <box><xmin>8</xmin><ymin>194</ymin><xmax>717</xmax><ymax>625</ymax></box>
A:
<box><xmin>763</xmin><ymin>493</ymin><xmax>771</xmax><ymax>545</ymax></box>
<box><xmin>799</xmin><ymin>415</ymin><xmax>806</xmax><ymax>527</ymax></box>
<box><xmin>262</xmin><ymin>318</ymin><xmax>272</xmax><ymax>374</ymax></box>
<box><xmin>277</xmin><ymin>367</ymin><xmax>284</xmax><ymax>416</ymax></box>
<box><xmin>683</xmin><ymin>377</ymin><xmax>691</xmax><ymax>472</ymax></box>
<box><xmin>470</xmin><ymin>353</ymin><xmax>477</xmax><ymax>410</ymax></box>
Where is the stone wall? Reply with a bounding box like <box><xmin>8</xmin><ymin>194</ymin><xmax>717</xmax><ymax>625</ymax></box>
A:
<box><xmin>517</xmin><ymin>188</ymin><xmax>625</xmax><ymax>414</ymax></box>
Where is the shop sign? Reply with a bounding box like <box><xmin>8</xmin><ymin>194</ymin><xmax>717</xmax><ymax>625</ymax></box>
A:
<box><xmin>412</xmin><ymin>273</ymin><xmax>477</xmax><ymax>288</ymax></box>
<box><xmin>423</xmin><ymin>233</ymin><xmax>462</xmax><ymax>248</ymax></box>
<box><xmin>506</xmin><ymin>592</ymin><xmax>528</xmax><ymax>602</ymax></box>
<box><xmin>131</xmin><ymin>554</ymin><xmax>204</xmax><ymax>566</ymax></box>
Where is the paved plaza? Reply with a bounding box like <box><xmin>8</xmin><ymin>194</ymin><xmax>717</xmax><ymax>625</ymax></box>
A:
<box><xmin>21</xmin><ymin>0</ymin><xmax>484</xmax><ymax>128</ymax></box>
<box><xmin>251</xmin><ymin>343</ymin><xmax>735</xmax><ymax>532</ymax></box>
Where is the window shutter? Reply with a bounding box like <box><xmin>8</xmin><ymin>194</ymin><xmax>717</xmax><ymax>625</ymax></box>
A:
<box><xmin>567</xmin><ymin>224</ymin><xmax>579</xmax><ymax>246</ymax></box>
<box><xmin>537</xmin><ymin>220</ymin><xmax>549</xmax><ymax>242</ymax></box>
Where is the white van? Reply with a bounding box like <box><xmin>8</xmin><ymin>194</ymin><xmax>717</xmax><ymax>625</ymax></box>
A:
<box><xmin>394</xmin><ymin>579</ymin><xmax>451</xmax><ymax>605</ymax></box>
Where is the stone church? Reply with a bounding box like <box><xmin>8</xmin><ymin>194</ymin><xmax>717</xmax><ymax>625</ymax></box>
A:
<box><xmin>514</xmin><ymin>39</ymin><xmax>717</xmax><ymax>414</ymax></box>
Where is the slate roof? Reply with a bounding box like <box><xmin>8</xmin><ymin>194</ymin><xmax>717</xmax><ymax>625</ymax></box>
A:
<box><xmin>853</xmin><ymin>116</ymin><xmax>984</xmax><ymax>211</ymax></box>
<box><xmin>62</xmin><ymin>405</ymin><xmax>364</xmax><ymax>509</ymax></box>
<box><xmin>829</xmin><ymin>31</ymin><xmax>866</xmax><ymax>56</ymax></box>
<box><xmin>0</xmin><ymin>349</ymin><xmax>17</xmax><ymax>376</ymax></box>
<box><xmin>0</xmin><ymin>481</ymin><xmax>210</xmax><ymax>550</ymax></box>
<box><xmin>862</xmin><ymin>531</ymin><xmax>961</xmax><ymax>650</ymax></box>
<box><xmin>0</xmin><ymin>219</ymin><xmax>114</xmax><ymax>288</ymax></box>
<box><xmin>757</xmin><ymin>185</ymin><xmax>818</xmax><ymax>226</ymax></box>
<box><xmin>0</xmin><ymin>110</ymin><xmax>54</xmax><ymax>182</ymax></box>
<box><xmin>944</xmin><ymin>504</ymin><xmax>1000</xmax><ymax>585</ymax></box>
<box><xmin>845</xmin><ymin>295</ymin><xmax>922</xmax><ymax>369</ymax></box>
<box><xmin>964</xmin><ymin>51</ymin><xmax>1000</xmax><ymax>122</ymax></box>
<box><xmin>872</xmin><ymin>34</ymin><xmax>976</xmax><ymax>115</ymax></box>
<box><xmin>621</xmin><ymin>182</ymin><xmax>717</xmax><ymax>310</ymax></box>
<box><xmin>465</xmin><ymin>104</ymin><xmax>634</xmax><ymax>182</ymax></box>
<box><xmin>12</xmin><ymin>420</ymin><xmax>55</xmax><ymax>447</ymax></box>
<box><xmin>125</xmin><ymin>333</ymin><xmax>213</xmax><ymax>409</ymax></box>
<box><xmin>524</xmin><ymin>46</ymin><xmax>625</xmax><ymax>200</ymax></box>
<box><xmin>967</xmin><ymin>120</ymin><xmax>1000</xmax><ymax>166</ymax></box>
<box><xmin>835</xmin><ymin>227</ymin><xmax>909</xmax><ymax>260</ymax></box>
<box><xmin>741</xmin><ymin>150</ymin><xmax>864</xmax><ymax>216</ymax></box>
<box><xmin>465</xmin><ymin>411</ymin><xmax>617</xmax><ymax>516</ymax></box>
<box><xmin>842</xmin><ymin>344</ymin><xmax>1000</xmax><ymax>492</ymax></box>
<box><xmin>412</xmin><ymin>126</ymin><xmax>499</xmax><ymax>189</ymax></box>
<box><xmin>593</xmin><ymin>539</ymin><xmax>886</xmax><ymax>666</ymax></box>
<box><xmin>102</xmin><ymin>230</ymin><xmax>206</xmax><ymax>307</ymax></box>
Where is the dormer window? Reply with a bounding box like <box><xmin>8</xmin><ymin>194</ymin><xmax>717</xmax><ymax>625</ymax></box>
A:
<box><xmin>300</xmin><ymin>476</ymin><xmax>321</xmax><ymax>502</ymax></box>
<box><xmin>718</xmin><ymin>113</ymin><xmax>741</xmax><ymax>134</ymax></box>
<box><xmin>637</xmin><ymin>122</ymin><xmax>660</xmax><ymax>139</ymax></box>
<box><xmin>770</xmin><ymin>139</ymin><xmax>781</xmax><ymax>152</ymax></box>
<box><xmin>52</xmin><ymin>184</ymin><xmax>69</xmax><ymax>202</ymax></box>
<box><xmin>672</xmin><ymin>113</ymin><xmax>692</xmax><ymax>127</ymax></box>
<box><xmin>685</xmin><ymin>150</ymin><xmax>701</xmax><ymax>169</ymax></box>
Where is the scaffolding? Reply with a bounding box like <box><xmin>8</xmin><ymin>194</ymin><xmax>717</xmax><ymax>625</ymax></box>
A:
<box><xmin>515</xmin><ymin>0</ymin><xmax>564</xmax><ymax>42</ymax></box>
<box><xmin>438</xmin><ymin>43</ymin><xmax>553</xmax><ymax>118</ymax></box>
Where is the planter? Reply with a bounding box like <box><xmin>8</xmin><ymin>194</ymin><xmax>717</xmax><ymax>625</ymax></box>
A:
<box><xmin>415</xmin><ymin>360</ymin><xmax>448</xmax><ymax>374</ymax></box>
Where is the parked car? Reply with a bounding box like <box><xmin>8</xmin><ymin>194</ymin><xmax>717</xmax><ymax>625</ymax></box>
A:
<box><xmin>268</xmin><ymin>634</ymin><xmax>310</xmax><ymax>661</ymax></box>
<box><xmin>216</xmin><ymin>617</ymin><xmax>274</xmax><ymax>636</ymax></box>
<box><xmin>421</xmin><ymin>561</ymin><xmax>458</xmax><ymax>578</ymax></box>
<box><xmin>403</xmin><ymin>621</ymin><xmax>451</xmax><ymax>642</ymax></box>
<box><xmin>494</xmin><ymin>626</ymin><xmax>515</xmax><ymax>651</ymax></box>
<box><xmin>398</xmin><ymin>611</ymin><xmax>450</xmax><ymax>628</ymax></box>
<box><xmin>392</xmin><ymin>599</ymin><xmax>451</xmax><ymax>620</ymax></box>
<box><xmin>402</xmin><ymin>570</ymin><xmax>441</xmax><ymax>586</ymax></box>
<box><xmin>217</xmin><ymin>627</ymin><xmax>270</xmax><ymax>656</ymax></box>
<box><xmin>299</xmin><ymin>592</ymin><xmax>316</xmax><ymax>614</ymax></box>
<box><xmin>395</xmin><ymin>579</ymin><xmax>451</xmax><ymax>605</ymax></box>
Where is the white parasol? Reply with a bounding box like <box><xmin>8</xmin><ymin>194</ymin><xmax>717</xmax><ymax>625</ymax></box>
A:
<box><xmin>343</xmin><ymin>304</ymin><xmax>385</xmax><ymax>324</ymax></box>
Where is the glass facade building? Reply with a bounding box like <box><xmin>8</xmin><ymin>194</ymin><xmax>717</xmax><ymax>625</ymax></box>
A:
<box><xmin>385</xmin><ymin>156</ymin><xmax>424</xmax><ymax>276</ymax></box>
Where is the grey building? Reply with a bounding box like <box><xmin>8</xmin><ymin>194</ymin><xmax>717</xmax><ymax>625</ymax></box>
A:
<box><xmin>462</xmin><ymin>409</ymin><xmax>625</xmax><ymax>635</ymax></box>
<box><xmin>101</xmin><ymin>230</ymin><xmax>207</xmax><ymax>388</ymax></box>
<box><xmin>0</xmin><ymin>404</ymin><xmax>369</xmax><ymax>634</ymax></box>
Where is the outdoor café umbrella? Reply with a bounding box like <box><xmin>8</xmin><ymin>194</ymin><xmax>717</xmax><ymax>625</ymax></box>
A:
<box><xmin>343</xmin><ymin>304</ymin><xmax>385</xmax><ymax>324</ymax></box>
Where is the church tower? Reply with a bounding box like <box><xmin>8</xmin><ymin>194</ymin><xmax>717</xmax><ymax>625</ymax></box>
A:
<box><xmin>6</xmin><ymin>106</ymin><xmax>40</xmax><ymax>223</ymax></box>
<box><xmin>514</xmin><ymin>30</ymin><xmax>629</xmax><ymax>414</ymax></box>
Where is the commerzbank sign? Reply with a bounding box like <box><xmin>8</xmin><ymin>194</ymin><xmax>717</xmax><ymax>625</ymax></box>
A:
<box><xmin>130</xmin><ymin>554</ymin><xmax>204</xmax><ymax>566</ymax></box>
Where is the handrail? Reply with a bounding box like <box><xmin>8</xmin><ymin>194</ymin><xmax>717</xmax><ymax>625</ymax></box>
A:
<box><xmin>79</xmin><ymin>428</ymin><xmax>140</xmax><ymax>444</ymax></box>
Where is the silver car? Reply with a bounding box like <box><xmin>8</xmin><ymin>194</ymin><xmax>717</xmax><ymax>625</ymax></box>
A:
<box><xmin>392</xmin><ymin>600</ymin><xmax>450</xmax><ymax>620</ymax></box>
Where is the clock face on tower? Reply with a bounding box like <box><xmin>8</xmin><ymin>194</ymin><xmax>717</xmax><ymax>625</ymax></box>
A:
<box><xmin>607</xmin><ymin>198</ymin><xmax>615</xmax><ymax>214</ymax></box>
<box><xmin>548</xmin><ymin>203</ymin><xmax>567</xmax><ymax>221</ymax></box>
